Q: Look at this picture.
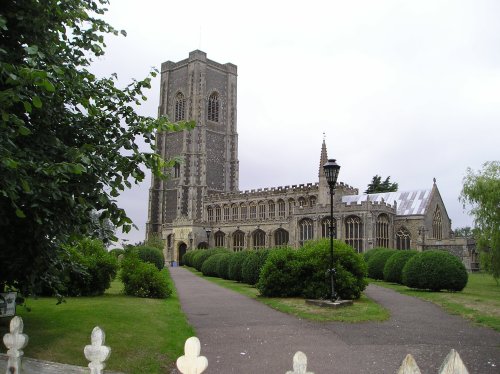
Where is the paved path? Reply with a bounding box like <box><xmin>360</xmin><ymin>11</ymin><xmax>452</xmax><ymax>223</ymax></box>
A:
<box><xmin>170</xmin><ymin>267</ymin><xmax>499</xmax><ymax>373</ymax></box>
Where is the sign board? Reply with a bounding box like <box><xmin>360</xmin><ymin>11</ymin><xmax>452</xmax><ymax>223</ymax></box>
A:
<box><xmin>0</xmin><ymin>292</ymin><xmax>17</xmax><ymax>317</ymax></box>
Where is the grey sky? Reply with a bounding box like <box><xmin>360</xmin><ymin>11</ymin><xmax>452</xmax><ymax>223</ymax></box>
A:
<box><xmin>92</xmin><ymin>0</ymin><xmax>500</xmax><ymax>246</ymax></box>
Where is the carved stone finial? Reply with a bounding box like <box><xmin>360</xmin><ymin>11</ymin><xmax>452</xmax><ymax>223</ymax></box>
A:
<box><xmin>286</xmin><ymin>351</ymin><xmax>314</xmax><ymax>374</ymax></box>
<box><xmin>397</xmin><ymin>354</ymin><xmax>421</xmax><ymax>374</ymax></box>
<box><xmin>176</xmin><ymin>337</ymin><xmax>208</xmax><ymax>374</ymax></box>
<box><xmin>84</xmin><ymin>326</ymin><xmax>111</xmax><ymax>374</ymax></box>
<box><xmin>3</xmin><ymin>316</ymin><xmax>29</xmax><ymax>374</ymax></box>
<box><xmin>433</xmin><ymin>177</ymin><xmax>436</xmax><ymax>184</ymax></box>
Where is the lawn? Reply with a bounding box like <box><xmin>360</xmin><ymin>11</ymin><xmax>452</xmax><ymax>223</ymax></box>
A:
<box><xmin>370</xmin><ymin>272</ymin><xmax>500</xmax><ymax>331</ymax></box>
<box><xmin>0</xmin><ymin>270</ymin><xmax>194</xmax><ymax>374</ymax></box>
<box><xmin>185</xmin><ymin>267</ymin><xmax>389</xmax><ymax>322</ymax></box>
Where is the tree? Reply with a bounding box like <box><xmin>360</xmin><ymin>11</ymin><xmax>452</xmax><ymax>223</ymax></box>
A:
<box><xmin>460</xmin><ymin>161</ymin><xmax>500</xmax><ymax>282</ymax></box>
<box><xmin>365</xmin><ymin>175</ymin><xmax>398</xmax><ymax>194</ymax></box>
<box><xmin>0</xmin><ymin>0</ymin><xmax>194</xmax><ymax>294</ymax></box>
<box><xmin>453</xmin><ymin>226</ymin><xmax>473</xmax><ymax>238</ymax></box>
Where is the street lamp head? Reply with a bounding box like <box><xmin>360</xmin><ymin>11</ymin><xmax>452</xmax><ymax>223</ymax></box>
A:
<box><xmin>323</xmin><ymin>159</ymin><xmax>341</xmax><ymax>187</ymax></box>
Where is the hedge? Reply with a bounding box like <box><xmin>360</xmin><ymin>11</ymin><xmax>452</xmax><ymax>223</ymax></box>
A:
<box><xmin>383</xmin><ymin>250</ymin><xmax>418</xmax><ymax>284</ymax></box>
<box><xmin>366</xmin><ymin>248</ymin><xmax>395</xmax><ymax>280</ymax></box>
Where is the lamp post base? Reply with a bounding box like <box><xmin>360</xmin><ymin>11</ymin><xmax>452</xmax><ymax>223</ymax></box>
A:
<box><xmin>305</xmin><ymin>299</ymin><xmax>353</xmax><ymax>309</ymax></box>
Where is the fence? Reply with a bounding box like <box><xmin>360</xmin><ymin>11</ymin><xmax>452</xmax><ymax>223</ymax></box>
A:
<box><xmin>1</xmin><ymin>316</ymin><xmax>470</xmax><ymax>374</ymax></box>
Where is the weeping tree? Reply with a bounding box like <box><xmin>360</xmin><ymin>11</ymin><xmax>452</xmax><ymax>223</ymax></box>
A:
<box><xmin>0</xmin><ymin>0</ymin><xmax>194</xmax><ymax>294</ymax></box>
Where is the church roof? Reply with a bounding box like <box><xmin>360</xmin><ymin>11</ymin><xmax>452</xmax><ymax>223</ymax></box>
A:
<box><xmin>341</xmin><ymin>189</ymin><xmax>432</xmax><ymax>216</ymax></box>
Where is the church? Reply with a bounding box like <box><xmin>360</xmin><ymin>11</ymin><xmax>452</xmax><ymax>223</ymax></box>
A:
<box><xmin>146</xmin><ymin>50</ymin><xmax>477</xmax><ymax>270</ymax></box>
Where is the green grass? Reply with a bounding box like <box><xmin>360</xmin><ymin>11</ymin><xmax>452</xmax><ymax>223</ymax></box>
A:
<box><xmin>186</xmin><ymin>267</ymin><xmax>389</xmax><ymax>322</ymax></box>
<box><xmin>0</xmin><ymin>270</ymin><xmax>194</xmax><ymax>373</ymax></box>
<box><xmin>370</xmin><ymin>272</ymin><xmax>500</xmax><ymax>331</ymax></box>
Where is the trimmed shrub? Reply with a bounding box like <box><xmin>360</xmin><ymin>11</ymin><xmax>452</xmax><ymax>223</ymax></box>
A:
<box><xmin>182</xmin><ymin>250</ymin><xmax>198</xmax><ymax>267</ymax></box>
<box><xmin>201</xmin><ymin>253</ymin><xmax>228</xmax><ymax>277</ymax></box>
<box><xmin>383</xmin><ymin>250</ymin><xmax>419</xmax><ymax>284</ymax></box>
<box><xmin>62</xmin><ymin>238</ymin><xmax>118</xmax><ymax>297</ymax></box>
<box><xmin>136</xmin><ymin>245</ymin><xmax>164</xmax><ymax>270</ymax></box>
<box><xmin>258</xmin><ymin>240</ymin><xmax>367</xmax><ymax>300</ymax></box>
<box><xmin>192</xmin><ymin>248</ymin><xmax>229</xmax><ymax>271</ymax></box>
<box><xmin>228</xmin><ymin>251</ymin><xmax>250</xmax><ymax>282</ymax></box>
<box><xmin>216</xmin><ymin>252</ymin><xmax>234</xmax><ymax>279</ymax></box>
<box><xmin>241</xmin><ymin>250</ymin><xmax>270</xmax><ymax>285</ymax></box>
<box><xmin>402</xmin><ymin>250</ymin><xmax>468</xmax><ymax>291</ymax></box>
<box><xmin>120</xmin><ymin>253</ymin><xmax>172</xmax><ymax>298</ymax></box>
<box><xmin>364</xmin><ymin>247</ymin><xmax>389</xmax><ymax>263</ymax></box>
<box><xmin>367</xmin><ymin>248</ymin><xmax>395</xmax><ymax>280</ymax></box>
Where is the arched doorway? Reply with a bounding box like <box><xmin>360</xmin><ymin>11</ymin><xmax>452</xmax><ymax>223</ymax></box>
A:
<box><xmin>178</xmin><ymin>242</ymin><xmax>187</xmax><ymax>265</ymax></box>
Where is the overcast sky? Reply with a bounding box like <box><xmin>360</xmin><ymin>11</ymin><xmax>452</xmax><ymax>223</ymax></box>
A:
<box><xmin>91</xmin><ymin>0</ymin><xmax>500</xmax><ymax>246</ymax></box>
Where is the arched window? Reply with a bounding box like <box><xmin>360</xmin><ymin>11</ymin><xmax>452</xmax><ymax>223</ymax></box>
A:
<box><xmin>207</xmin><ymin>92</ymin><xmax>219</xmax><ymax>122</ymax></box>
<box><xmin>345</xmin><ymin>215</ymin><xmax>363</xmax><ymax>253</ymax></box>
<box><xmin>233</xmin><ymin>230</ymin><xmax>245</xmax><ymax>252</ymax></box>
<box><xmin>432</xmin><ymin>206</ymin><xmax>443</xmax><ymax>239</ymax></box>
<box><xmin>253</xmin><ymin>229</ymin><xmax>266</xmax><ymax>249</ymax></box>
<box><xmin>214</xmin><ymin>231</ymin><xmax>225</xmax><ymax>247</ymax></box>
<box><xmin>223</xmin><ymin>205</ymin><xmax>230</xmax><ymax>221</ymax></box>
<box><xmin>173</xmin><ymin>162</ymin><xmax>180</xmax><ymax>178</ymax></box>
<box><xmin>249</xmin><ymin>202</ymin><xmax>257</xmax><ymax>219</ymax></box>
<box><xmin>278</xmin><ymin>200</ymin><xmax>286</xmax><ymax>218</ymax></box>
<box><xmin>376</xmin><ymin>214</ymin><xmax>390</xmax><ymax>248</ymax></box>
<box><xmin>321</xmin><ymin>217</ymin><xmax>336</xmax><ymax>239</ymax></box>
<box><xmin>396</xmin><ymin>227</ymin><xmax>411</xmax><ymax>250</ymax></box>
<box><xmin>258</xmin><ymin>201</ymin><xmax>266</xmax><ymax>220</ymax></box>
<box><xmin>268</xmin><ymin>200</ymin><xmax>275</xmax><ymax>219</ymax></box>
<box><xmin>215</xmin><ymin>205</ymin><xmax>221</xmax><ymax>222</ymax></box>
<box><xmin>231</xmin><ymin>204</ymin><xmax>239</xmax><ymax>221</ymax></box>
<box><xmin>274</xmin><ymin>228</ymin><xmax>289</xmax><ymax>247</ymax></box>
<box><xmin>240</xmin><ymin>203</ymin><xmax>247</xmax><ymax>220</ymax></box>
<box><xmin>309</xmin><ymin>196</ymin><xmax>317</xmax><ymax>207</ymax></box>
<box><xmin>175</xmin><ymin>92</ymin><xmax>185</xmax><ymax>121</ymax></box>
<box><xmin>207</xmin><ymin>206</ymin><xmax>214</xmax><ymax>222</ymax></box>
<box><xmin>299</xmin><ymin>218</ymin><xmax>314</xmax><ymax>246</ymax></box>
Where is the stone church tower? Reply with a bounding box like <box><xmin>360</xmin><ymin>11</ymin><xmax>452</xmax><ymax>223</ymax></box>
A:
<box><xmin>146</xmin><ymin>50</ymin><xmax>238</xmax><ymax>242</ymax></box>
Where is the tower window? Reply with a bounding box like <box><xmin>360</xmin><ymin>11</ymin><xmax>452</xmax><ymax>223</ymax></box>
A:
<box><xmin>376</xmin><ymin>214</ymin><xmax>390</xmax><ymax>248</ymax></box>
<box><xmin>432</xmin><ymin>206</ymin><xmax>443</xmax><ymax>239</ymax></box>
<box><xmin>223</xmin><ymin>205</ymin><xmax>230</xmax><ymax>221</ymax></box>
<box><xmin>175</xmin><ymin>92</ymin><xmax>185</xmax><ymax>121</ymax></box>
<box><xmin>208</xmin><ymin>92</ymin><xmax>219</xmax><ymax>122</ymax></box>
<box><xmin>173</xmin><ymin>162</ymin><xmax>180</xmax><ymax>178</ymax></box>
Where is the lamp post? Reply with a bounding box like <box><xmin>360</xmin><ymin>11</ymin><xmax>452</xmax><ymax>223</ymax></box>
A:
<box><xmin>323</xmin><ymin>158</ymin><xmax>340</xmax><ymax>302</ymax></box>
<box><xmin>205</xmin><ymin>227</ymin><xmax>212</xmax><ymax>248</ymax></box>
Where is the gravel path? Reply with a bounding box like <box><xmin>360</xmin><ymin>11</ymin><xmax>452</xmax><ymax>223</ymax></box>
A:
<box><xmin>170</xmin><ymin>267</ymin><xmax>499</xmax><ymax>373</ymax></box>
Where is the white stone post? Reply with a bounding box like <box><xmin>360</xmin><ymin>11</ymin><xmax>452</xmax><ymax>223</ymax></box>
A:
<box><xmin>3</xmin><ymin>316</ymin><xmax>29</xmax><ymax>374</ymax></box>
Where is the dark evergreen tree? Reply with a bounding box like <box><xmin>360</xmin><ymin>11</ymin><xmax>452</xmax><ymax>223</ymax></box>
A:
<box><xmin>365</xmin><ymin>175</ymin><xmax>398</xmax><ymax>194</ymax></box>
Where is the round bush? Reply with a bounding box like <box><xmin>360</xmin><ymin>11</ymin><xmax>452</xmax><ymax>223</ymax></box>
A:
<box><xmin>201</xmin><ymin>253</ymin><xmax>228</xmax><ymax>277</ymax></box>
<box><xmin>258</xmin><ymin>240</ymin><xmax>367</xmax><ymax>300</ymax></box>
<box><xmin>192</xmin><ymin>248</ymin><xmax>229</xmax><ymax>271</ymax></box>
<box><xmin>367</xmin><ymin>248</ymin><xmax>395</xmax><ymax>280</ymax></box>
<box><xmin>228</xmin><ymin>251</ymin><xmax>250</xmax><ymax>282</ymax></box>
<box><xmin>241</xmin><ymin>250</ymin><xmax>270</xmax><ymax>285</ymax></box>
<box><xmin>182</xmin><ymin>250</ymin><xmax>198</xmax><ymax>267</ymax></box>
<box><xmin>402</xmin><ymin>250</ymin><xmax>468</xmax><ymax>291</ymax></box>
<box><xmin>364</xmin><ymin>247</ymin><xmax>389</xmax><ymax>263</ymax></box>
<box><xmin>216</xmin><ymin>252</ymin><xmax>234</xmax><ymax>279</ymax></box>
<box><xmin>136</xmin><ymin>245</ymin><xmax>164</xmax><ymax>270</ymax></box>
<box><xmin>383</xmin><ymin>250</ymin><xmax>419</xmax><ymax>284</ymax></box>
<box><xmin>120</xmin><ymin>254</ymin><xmax>171</xmax><ymax>298</ymax></box>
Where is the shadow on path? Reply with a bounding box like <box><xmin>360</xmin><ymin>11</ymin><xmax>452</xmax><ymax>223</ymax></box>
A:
<box><xmin>170</xmin><ymin>267</ymin><xmax>499</xmax><ymax>373</ymax></box>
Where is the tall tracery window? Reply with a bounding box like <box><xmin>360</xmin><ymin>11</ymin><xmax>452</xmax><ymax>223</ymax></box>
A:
<box><xmin>258</xmin><ymin>202</ymin><xmax>266</xmax><ymax>220</ymax></box>
<box><xmin>274</xmin><ymin>228</ymin><xmax>289</xmax><ymax>247</ymax></box>
<box><xmin>376</xmin><ymin>214</ymin><xmax>390</xmax><ymax>248</ymax></box>
<box><xmin>268</xmin><ymin>201</ymin><xmax>275</xmax><ymax>219</ymax></box>
<box><xmin>396</xmin><ymin>227</ymin><xmax>411</xmax><ymax>250</ymax></box>
<box><xmin>345</xmin><ymin>215</ymin><xmax>363</xmax><ymax>253</ymax></box>
<box><xmin>253</xmin><ymin>229</ymin><xmax>266</xmax><ymax>249</ymax></box>
<box><xmin>240</xmin><ymin>203</ymin><xmax>247</xmax><ymax>220</ymax></box>
<box><xmin>173</xmin><ymin>162</ymin><xmax>180</xmax><ymax>178</ymax></box>
<box><xmin>207</xmin><ymin>92</ymin><xmax>219</xmax><ymax>122</ymax></box>
<box><xmin>278</xmin><ymin>200</ymin><xmax>286</xmax><ymax>218</ymax></box>
<box><xmin>175</xmin><ymin>92</ymin><xmax>185</xmax><ymax>121</ymax></box>
<box><xmin>233</xmin><ymin>230</ymin><xmax>245</xmax><ymax>251</ymax></box>
<box><xmin>223</xmin><ymin>205</ymin><xmax>230</xmax><ymax>221</ymax></box>
<box><xmin>249</xmin><ymin>203</ymin><xmax>257</xmax><ymax>219</ymax></box>
<box><xmin>299</xmin><ymin>218</ymin><xmax>314</xmax><ymax>246</ymax></box>
<box><xmin>432</xmin><ymin>206</ymin><xmax>443</xmax><ymax>239</ymax></box>
<box><xmin>215</xmin><ymin>205</ymin><xmax>221</xmax><ymax>222</ymax></box>
<box><xmin>321</xmin><ymin>217</ymin><xmax>336</xmax><ymax>239</ymax></box>
<box><xmin>214</xmin><ymin>231</ymin><xmax>225</xmax><ymax>247</ymax></box>
<box><xmin>232</xmin><ymin>204</ymin><xmax>239</xmax><ymax>221</ymax></box>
